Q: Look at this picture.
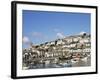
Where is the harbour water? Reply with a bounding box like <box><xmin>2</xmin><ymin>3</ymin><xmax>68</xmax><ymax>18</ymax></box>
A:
<box><xmin>24</xmin><ymin>56</ymin><xmax>91</xmax><ymax>69</ymax></box>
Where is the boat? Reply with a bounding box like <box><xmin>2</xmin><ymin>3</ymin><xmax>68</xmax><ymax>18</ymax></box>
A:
<box><xmin>81</xmin><ymin>57</ymin><xmax>88</xmax><ymax>62</ymax></box>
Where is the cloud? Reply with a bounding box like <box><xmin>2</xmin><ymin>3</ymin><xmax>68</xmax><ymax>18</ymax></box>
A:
<box><xmin>56</xmin><ymin>33</ymin><xmax>65</xmax><ymax>38</ymax></box>
<box><xmin>23</xmin><ymin>36</ymin><xmax>30</xmax><ymax>43</ymax></box>
<box><xmin>79</xmin><ymin>31</ymin><xmax>86</xmax><ymax>35</ymax></box>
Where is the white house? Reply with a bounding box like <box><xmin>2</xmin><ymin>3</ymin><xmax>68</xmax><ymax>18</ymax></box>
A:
<box><xmin>80</xmin><ymin>38</ymin><xmax>90</xmax><ymax>43</ymax></box>
<box><xmin>46</xmin><ymin>42</ymin><xmax>51</xmax><ymax>46</ymax></box>
<box><xmin>73</xmin><ymin>37</ymin><xmax>79</xmax><ymax>42</ymax></box>
<box><xmin>57</xmin><ymin>39</ymin><xmax>63</xmax><ymax>45</ymax></box>
<box><xmin>85</xmin><ymin>43</ymin><xmax>91</xmax><ymax>47</ymax></box>
<box><xmin>70</xmin><ymin>43</ymin><xmax>76</xmax><ymax>48</ymax></box>
<box><xmin>83</xmin><ymin>48</ymin><xmax>91</xmax><ymax>53</ymax></box>
<box><xmin>67</xmin><ymin>38</ymin><xmax>73</xmax><ymax>43</ymax></box>
<box><xmin>50</xmin><ymin>41</ymin><xmax>55</xmax><ymax>45</ymax></box>
<box><xmin>70</xmin><ymin>49</ymin><xmax>82</xmax><ymax>53</ymax></box>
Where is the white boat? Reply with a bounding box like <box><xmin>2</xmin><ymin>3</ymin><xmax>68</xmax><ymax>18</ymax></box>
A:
<box><xmin>23</xmin><ymin>66</ymin><xmax>29</xmax><ymax>70</ymax></box>
<box><xmin>71</xmin><ymin>58</ymin><xmax>79</xmax><ymax>63</ymax></box>
<box><xmin>81</xmin><ymin>57</ymin><xmax>88</xmax><ymax>62</ymax></box>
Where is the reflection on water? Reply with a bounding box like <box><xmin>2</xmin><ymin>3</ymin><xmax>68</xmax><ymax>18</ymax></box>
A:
<box><xmin>29</xmin><ymin>62</ymin><xmax>72</xmax><ymax>69</ymax></box>
<box><xmin>23</xmin><ymin>56</ymin><xmax>91</xmax><ymax>69</ymax></box>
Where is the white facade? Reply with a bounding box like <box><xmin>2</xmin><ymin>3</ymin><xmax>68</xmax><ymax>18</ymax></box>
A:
<box><xmin>50</xmin><ymin>41</ymin><xmax>55</xmax><ymax>45</ymax></box>
<box><xmin>73</xmin><ymin>38</ymin><xmax>79</xmax><ymax>42</ymax></box>
<box><xmin>83</xmin><ymin>48</ymin><xmax>91</xmax><ymax>52</ymax></box>
<box><xmin>85</xmin><ymin>43</ymin><xmax>91</xmax><ymax>47</ymax></box>
<box><xmin>57</xmin><ymin>40</ymin><xmax>63</xmax><ymax>45</ymax></box>
<box><xmin>80</xmin><ymin>38</ymin><xmax>90</xmax><ymax>43</ymax></box>
<box><xmin>67</xmin><ymin>38</ymin><xmax>73</xmax><ymax>43</ymax></box>
<box><xmin>70</xmin><ymin>49</ymin><xmax>82</xmax><ymax>53</ymax></box>
<box><xmin>70</xmin><ymin>43</ymin><xmax>76</xmax><ymax>48</ymax></box>
<box><xmin>46</xmin><ymin>42</ymin><xmax>51</xmax><ymax>46</ymax></box>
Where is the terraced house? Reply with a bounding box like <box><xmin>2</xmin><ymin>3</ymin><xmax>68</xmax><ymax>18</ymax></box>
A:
<box><xmin>22</xmin><ymin>32</ymin><xmax>91</xmax><ymax>69</ymax></box>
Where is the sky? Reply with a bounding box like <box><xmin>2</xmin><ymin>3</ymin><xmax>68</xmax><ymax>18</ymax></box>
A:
<box><xmin>22</xmin><ymin>10</ymin><xmax>91</xmax><ymax>48</ymax></box>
